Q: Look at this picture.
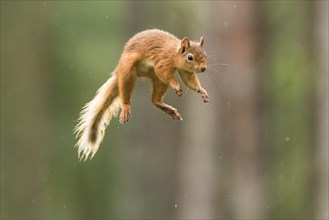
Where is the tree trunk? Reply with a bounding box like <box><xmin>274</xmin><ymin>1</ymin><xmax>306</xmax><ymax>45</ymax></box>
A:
<box><xmin>314</xmin><ymin>1</ymin><xmax>329</xmax><ymax>219</ymax></box>
<box><xmin>217</xmin><ymin>2</ymin><xmax>266</xmax><ymax>218</ymax></box>
<box><xmin>1</xmin><ymin>2</ymin><xmax>51</xmax><ymax>219</ymax></box>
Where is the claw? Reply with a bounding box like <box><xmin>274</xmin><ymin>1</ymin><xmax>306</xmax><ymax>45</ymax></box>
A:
<box><xmin>119</xmin><ymin>108</ymin><xmax>131</xmax><ymax>124</ymax></box>
<box><xmin>197</xmin><ymin>87</ymin><xmax>209</xmax><ymax>103</ymax></box>
<box><xmin>176</xmin><ymin>88</ymin><xmax>183</xmax><ymax>96</ymax></box>
<box><xmin>202</xmin><ymin>94</ymin><xmax>209</xmax><ymax>103</ymax></box>
<box><xmin>170</xmin><ymin>110</ymin><xmax>183</xmax><ymax>121</ymax></box>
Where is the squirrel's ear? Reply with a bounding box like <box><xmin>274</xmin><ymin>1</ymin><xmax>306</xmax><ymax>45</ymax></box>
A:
<box><xmin>181</xmin><ymin>37</ymin><xmax>190</xmax><ymax>53</ymax></box>
<box><xmin>199</xmin><ymin>36</ymin><xmax>204</xmax><ymax>47</ymax></box>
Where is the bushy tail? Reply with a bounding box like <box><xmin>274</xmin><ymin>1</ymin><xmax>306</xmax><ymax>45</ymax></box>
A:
<box><xmin>74</xmin><ymin>74</ymin><xmax>120</xmax><ymax>161</ymax></box>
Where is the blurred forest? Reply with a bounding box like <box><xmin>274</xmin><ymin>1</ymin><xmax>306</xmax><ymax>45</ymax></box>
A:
<box><xmin>1</xmin><ymin>1</ymin><xmax>328</xmax><ymax>219</ymax></box>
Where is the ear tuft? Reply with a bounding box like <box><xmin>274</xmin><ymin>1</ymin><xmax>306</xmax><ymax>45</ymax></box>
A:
<box><xmin>181</xmin><ymin>37</ymin><xmax>190</xmax><ymax>53</ymax></box>
<box><xmin>199</xmin><ymin>36</ymin><xmax>204</xmax><ymax>47</ymax></box>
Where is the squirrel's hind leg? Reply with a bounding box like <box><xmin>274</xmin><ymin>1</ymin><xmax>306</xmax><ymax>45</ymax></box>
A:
<box><xmin>117</xmin><ymin>61</ymin><xmax>137</xmax><ymax>124</ymax></box>
<box><xmin>151</xmin><ymin>78</ymin><xmax>183</xmax><ymax>121</ymax></box>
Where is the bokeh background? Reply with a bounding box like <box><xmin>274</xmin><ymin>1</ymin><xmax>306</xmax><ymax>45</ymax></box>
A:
<box><xmin>1</xmin><ymin>1</ymin><xmax>328</xmax><ymax>219</ymax></box>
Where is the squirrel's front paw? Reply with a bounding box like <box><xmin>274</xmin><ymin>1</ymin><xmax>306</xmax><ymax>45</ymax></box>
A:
<box><xmin>202</xmin><ymin>92</ymin><xmax>209</xmax><ymax>103</ymax></box>
<box><xmin>175</xmin><ymin>88</ymin><xmax>183</xmax><ymax>97</ymax></box>
<box><xmin>197</xmin><ymin>88</ymin><xmax>209</xmax><ymax>103</ymax></box>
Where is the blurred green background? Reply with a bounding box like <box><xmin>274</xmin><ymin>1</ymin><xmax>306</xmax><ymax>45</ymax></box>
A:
<box><xmin>1</xmin><ymin>1</ymin><xmax>328</xmax><ymax>219</ymax></box>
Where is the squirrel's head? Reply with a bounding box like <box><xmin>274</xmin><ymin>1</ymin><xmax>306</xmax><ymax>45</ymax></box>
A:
<box><xmin>177</xmin><ymin>36</ymin><xmax>207</xmax><ymax>73</ymax></box>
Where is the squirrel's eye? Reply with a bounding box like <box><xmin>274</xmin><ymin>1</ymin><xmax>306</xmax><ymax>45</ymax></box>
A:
<box><xmin>187</xmin><ymin>55</ymin><xmax>194</xmax><ymax>61</ymax></box>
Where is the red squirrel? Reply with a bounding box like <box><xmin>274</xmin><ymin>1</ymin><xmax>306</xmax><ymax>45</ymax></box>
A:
<box><xmin>75</xmin><ymin>29</ymin><xmax>208</xmax><ymax>160</ymax></box>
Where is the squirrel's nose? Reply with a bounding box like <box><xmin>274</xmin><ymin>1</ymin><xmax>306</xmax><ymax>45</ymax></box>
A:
<box><xmin>201</xmin><ymin>67</ymin><xmax>206</xmax><ymax>72</ymax></box>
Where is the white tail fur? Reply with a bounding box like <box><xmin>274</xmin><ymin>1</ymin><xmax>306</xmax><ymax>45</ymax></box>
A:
<box><xmin>74</xmin><ymin>74</ymin><xmax>120</xmax><ymax>161</ymax></box>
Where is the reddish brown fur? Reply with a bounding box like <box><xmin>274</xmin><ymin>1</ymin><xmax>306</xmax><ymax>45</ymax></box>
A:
<box><xmin>115</xmin><ymin>29</ymin><xmax>208</xmax><ymax>123</ymax></box>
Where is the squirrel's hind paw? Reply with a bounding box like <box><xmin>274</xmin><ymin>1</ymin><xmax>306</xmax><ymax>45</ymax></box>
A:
<box><xmin>119</xmin><ymin>106</ymin><xmax>131</xmax><ymax>124</ymax></box>
<box><xmin>170</xmin><ymin>110</ymin><xmax>183</xmax><ymax>121</ymax></box>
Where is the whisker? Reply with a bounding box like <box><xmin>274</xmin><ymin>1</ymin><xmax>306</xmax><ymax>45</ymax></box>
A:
<box><xmin>207</xmin><ymin>63</ymin><xmax>231</xmax><ymax>66</ymax></box>
<box><xmin>184</xmin><ymin>88</ymin><xmax>190</xmax><ymax>96</ymax></box>
<box><xmin>207</xmin><ymin>67</ymin><xmax>230</xmax><ymax>83</ymax></box>
<box><xmin>205</xmin><ymin>51</ymin><xmax>221</xmax><ymax>55</ymax></box>
<box><xmin>205</xmin><ymin>70</ymin><xmax>219</xmax><ymax>89</ymax></box>
<box><xmin>203</xmin><ymin>71</ymin><xmax>208</xmax><ymax>89</ymax></box>
<box><xmin>207</xmin><ymin>66</ymin><xmax>229</xmax><ymax>75</ymax></box>
<box><xmin>208</xmin><ymin>68</ymin><xmax>222</xmax><ymax>73</ymax></box>
<box><xmin>207</xmin><ymin>56</ymin><xmax>220</xmax><ymax>59</ymax></box>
